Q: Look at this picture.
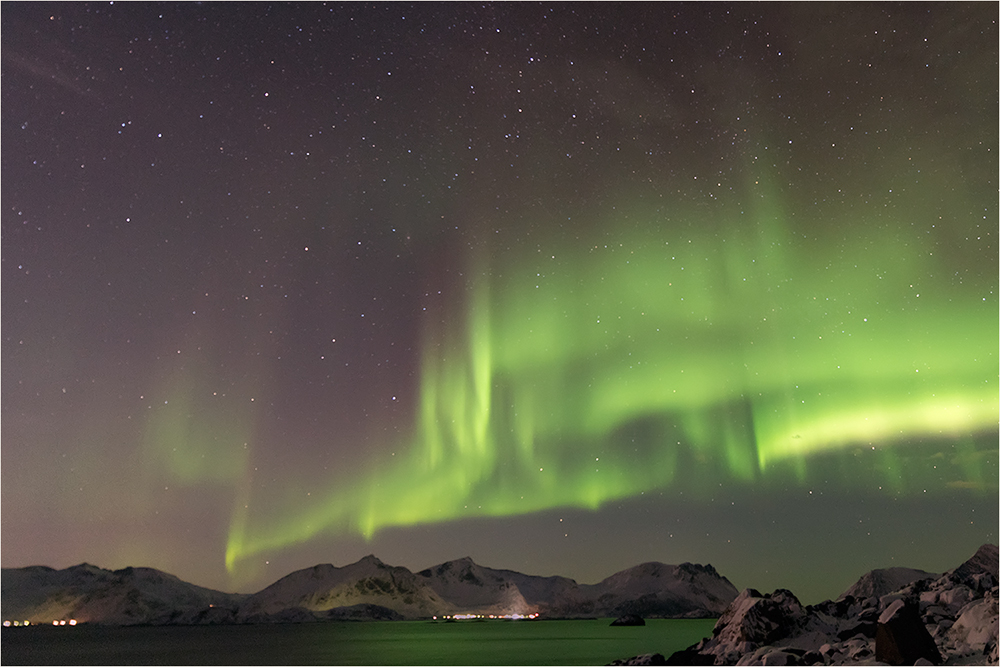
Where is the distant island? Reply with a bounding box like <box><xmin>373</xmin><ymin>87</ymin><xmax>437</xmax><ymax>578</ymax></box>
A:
<box><xmin>3</xmin><ymin>545</ymin><xmax>996</xmax><ymax>665</ymax></box>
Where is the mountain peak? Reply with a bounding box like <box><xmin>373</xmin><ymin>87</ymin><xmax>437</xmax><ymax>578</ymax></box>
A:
<box><xmin>416</xmin><ymin>556</ymin><xmax>482</xmax><ymax>579</ymax></box>
<box><xmin>4</xmin><ymin>554</ymin><xmax>741</xmax><ymax>624</ymax></box>
<box><xmin>68</xmin><ymin>562</ymin><xmax>104</xmax><ymax>572</ymax></box>
<box><xmin>838</xmin><ymin>567</ymin><xmax>935</xmax><ymax>601</ymax></box>
<box><xmin>65</xmin><ymin>563</ymin><xmax>107</xmax><ymax>578</ymax></box>
<box><xmin>949</xmin><ymin>543</ymin><xmax>999</xmax><ymax>583</ymax></box>
<box><xmin>679</xmin><ymin>562</ymin><xmax>720</xmax><ymax>576</ymax></box>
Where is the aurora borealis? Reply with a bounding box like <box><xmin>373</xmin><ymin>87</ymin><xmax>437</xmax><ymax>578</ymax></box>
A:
<box><xmin>227</xmin><ymin>176</ymin><xmax>998</xmax><ymax>568</ymax></box>
<box><xmin>3</xmin><ymin>3</ymin><xmax>997</xmax><ymax>604</ymax></box>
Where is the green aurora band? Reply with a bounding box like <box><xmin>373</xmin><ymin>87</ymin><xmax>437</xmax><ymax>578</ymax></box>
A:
<box><xmin>224</xmin><ymin>192</ymin><xmax>997</xmax><ymax>574</ymax></box>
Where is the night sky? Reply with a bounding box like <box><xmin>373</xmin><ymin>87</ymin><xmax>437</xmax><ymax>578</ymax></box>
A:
<box><xmin>3</xmin><ymin>2</ymin><xmax>997</xmax><ymax>604</ymax></box>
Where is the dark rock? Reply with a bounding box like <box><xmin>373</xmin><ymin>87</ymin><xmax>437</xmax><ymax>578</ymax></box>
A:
<box><xmin>811</xmin><ymin>594</ymin><xmax>859</xmax><ymax>619</ymax></box>
<box><xmin>183</xmin><ymin>605</ymin><xmax>239</xmax><ymax>625</ymax></box>
<box><xmin>259</xmin><ymin>606</ymin><xmax>318</xmax><ymax>623</ymax></box>
<box><xmin>800</xmin><ymin>650</ymin><xmax>822</xmax><ymax>665</ymax></box>
<box><xmin>875</xmin><ymin>599</ymin><xmax>943</xmax><ymax>665</ymax></box>
<box><xmin>324</xmin><ymin>603</ymin><xmax>404</xmax><ymax>621</ymax></box>
<box><xmin>759</xmin><ymin>649</ymin><xmax>800</xmax><ymax>665</ymax></box>
<box><xmin>610</xmin><ymin>614</ymin><xmax>645</xmax><ymax>626</ymax></box>
<box><xmin>836</xmin><ymin>620</ymin><xmax>876</xmax><ymax>640</ymax></box>
<box><xmin>664</xmin><ymin>647</ymin><xmax>715</xmax><ymax>665</ymax></box>
<box><xmin>857</xmin><ymin>607</ymin><xmax>878</xmax><ymax>623</ymax></box>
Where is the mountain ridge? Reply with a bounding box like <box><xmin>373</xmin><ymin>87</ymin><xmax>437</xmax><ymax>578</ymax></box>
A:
<box><xmin>2</xmin><ymin>554</ymin><xmax>736</xmax><ymax>625</ymax></box>
<box><xmin>5</xmin><ymin>546</ymin><xmax>995</xmax><ymax>633</ymax></box>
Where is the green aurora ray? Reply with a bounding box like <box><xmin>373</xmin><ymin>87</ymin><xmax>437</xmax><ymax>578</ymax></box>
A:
<box><xmin>224</xmin><ymin>188</ymin><xmax>997</xmax><ymax>575</ymax></box>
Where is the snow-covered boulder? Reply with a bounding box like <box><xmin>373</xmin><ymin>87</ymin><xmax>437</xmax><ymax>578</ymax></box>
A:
<box><xmin>672</xmin><ymin>588</ymin><xmax>820</xmax><ymax>664</ymax></box>
<box><xmin>664</xmin><ymin>544</ymin><xmax>998</xmax><ymax>666</ymax></box>
<box><xmin>941</xmin><ymin>591</ymin><xmax>999</xmax><ymax>660</ymax></box>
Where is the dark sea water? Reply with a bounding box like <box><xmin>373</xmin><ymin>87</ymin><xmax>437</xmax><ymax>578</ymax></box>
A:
<box><xmin>1</xmin><ymin>618</ymin><xmax>716</xmax><ymax>665</ymax></box>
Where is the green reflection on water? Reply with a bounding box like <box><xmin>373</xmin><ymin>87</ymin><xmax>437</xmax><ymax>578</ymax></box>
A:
<box><xmin>0</xmin><ymin>619</ymin><xmax>717</xmax><ymax>666</ymax></box>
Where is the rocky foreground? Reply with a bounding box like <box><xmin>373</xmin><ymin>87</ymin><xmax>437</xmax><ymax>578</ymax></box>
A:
<box><xmin>646</xmin><ymin>544</ymin><xmax>998</xmax><ymax>666</ymax></box>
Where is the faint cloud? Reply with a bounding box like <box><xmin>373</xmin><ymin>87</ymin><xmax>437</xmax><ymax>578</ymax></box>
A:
<box><xmin>4</xmin><ymin>51</ymin><xmax>100</xmax><ymax>100</ymax></box>
<box><xmin>946</xmin><ymin>480</ymin><xmax>985</xmax><ymax>491</ymax></box>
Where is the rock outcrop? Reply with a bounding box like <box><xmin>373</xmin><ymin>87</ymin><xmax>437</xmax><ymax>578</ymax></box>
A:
<box><xmin>609</xmin><ymin>653</ymin><xmax>667</xmax><ymax>665</ymax></box>
<box><xmin>610</xmin><ymin>613</ymin><xmax>646</xmax><ymax>626</ymax></box>
<box><xmin>875</xmin><ymin>599</ymin><xmax>942</xmax><ymax>665</ymax></box>
<box><xmin>665</xmin><ymin>544</ymin><xmax>998</xmax><ymax>666</ymax></box>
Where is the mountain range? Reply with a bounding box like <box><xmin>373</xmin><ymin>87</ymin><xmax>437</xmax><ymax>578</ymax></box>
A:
<box><xmin>2</xmin><ymin>555</ymin><xmax>738</xmax><ymax>625</ymax></box>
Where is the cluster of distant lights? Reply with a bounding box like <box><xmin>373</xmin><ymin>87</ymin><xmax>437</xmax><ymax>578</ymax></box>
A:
<box><xmin>434</xmin><ymin>613</ymin><xmax>540</xmax><ymax>620</ymax></box>
<box><xmin>3</xmin><ymin>619</ymin><xmax>77</xmax><ymax>627</ymax></box>
<box><xmin>4</xmin><ymin>615</ymin><xmax>539</xmax><ymax>625</ymax></box>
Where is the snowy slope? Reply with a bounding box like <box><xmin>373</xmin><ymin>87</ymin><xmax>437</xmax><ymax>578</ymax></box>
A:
<box><xmin>577</xmin><ymin>561</ymin><xmax>738</xmax><ymax>618</ymax></box>
<box><xmin>237</xmin><ymin>555</ymin><xmax>451</xmax><ymax>620</ymax></box>
<box><xmin>1</xmin><ymin>564</ymin><xmax>246</xmax><ymax>625</ymax></box>
<box><xmin>415</xmin><ymin>557</ymin><xmax>737</xmax><ymax>618</ymax></box>
<box><xmin>416</xmin><ymin>556</ymin><xmax>581</xmax><ymax>615</ymax></box>
<box><xmin>949</xmin><ymin>543</ymin><xmax>999</xmax><ymax>582</ymax></box>
<box><xmin>838</xmin><ymin>566</ymin><xmax>936</xmax><ymax>601</ymax></box>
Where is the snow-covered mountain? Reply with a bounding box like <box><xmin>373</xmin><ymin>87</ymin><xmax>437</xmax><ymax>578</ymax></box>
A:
<box><xmin>2</xmin><ymin>554</ymin><xmax>736</xmax><ymax>624</ymax></box>
<box><xmin>237</xmin><ymin>554</ymin><xmax>450</xmax><ymax>620</ymax></box>
<box><xmin>413</xmin><ymin>556</ymin><xmax>738</xmax><ymax>619</ymax></box>
<box><xmin>416</xmin><ymin>556</ymin><xmax>579</xmax><ymax>615</ymax></box>
<box><xmin>1</xmin><ymin>563</ymin><xmax>246</xmax><ymax>625</ymax></box>
<box><xmin>579</xmin><ymin>561</ymin><xmax>738</xmax><ymax>618</ymax></box>
<box><xmin>241</xmin><ymin>554</ymin><xmax>737</xmax><ymax>620</ymax></box>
